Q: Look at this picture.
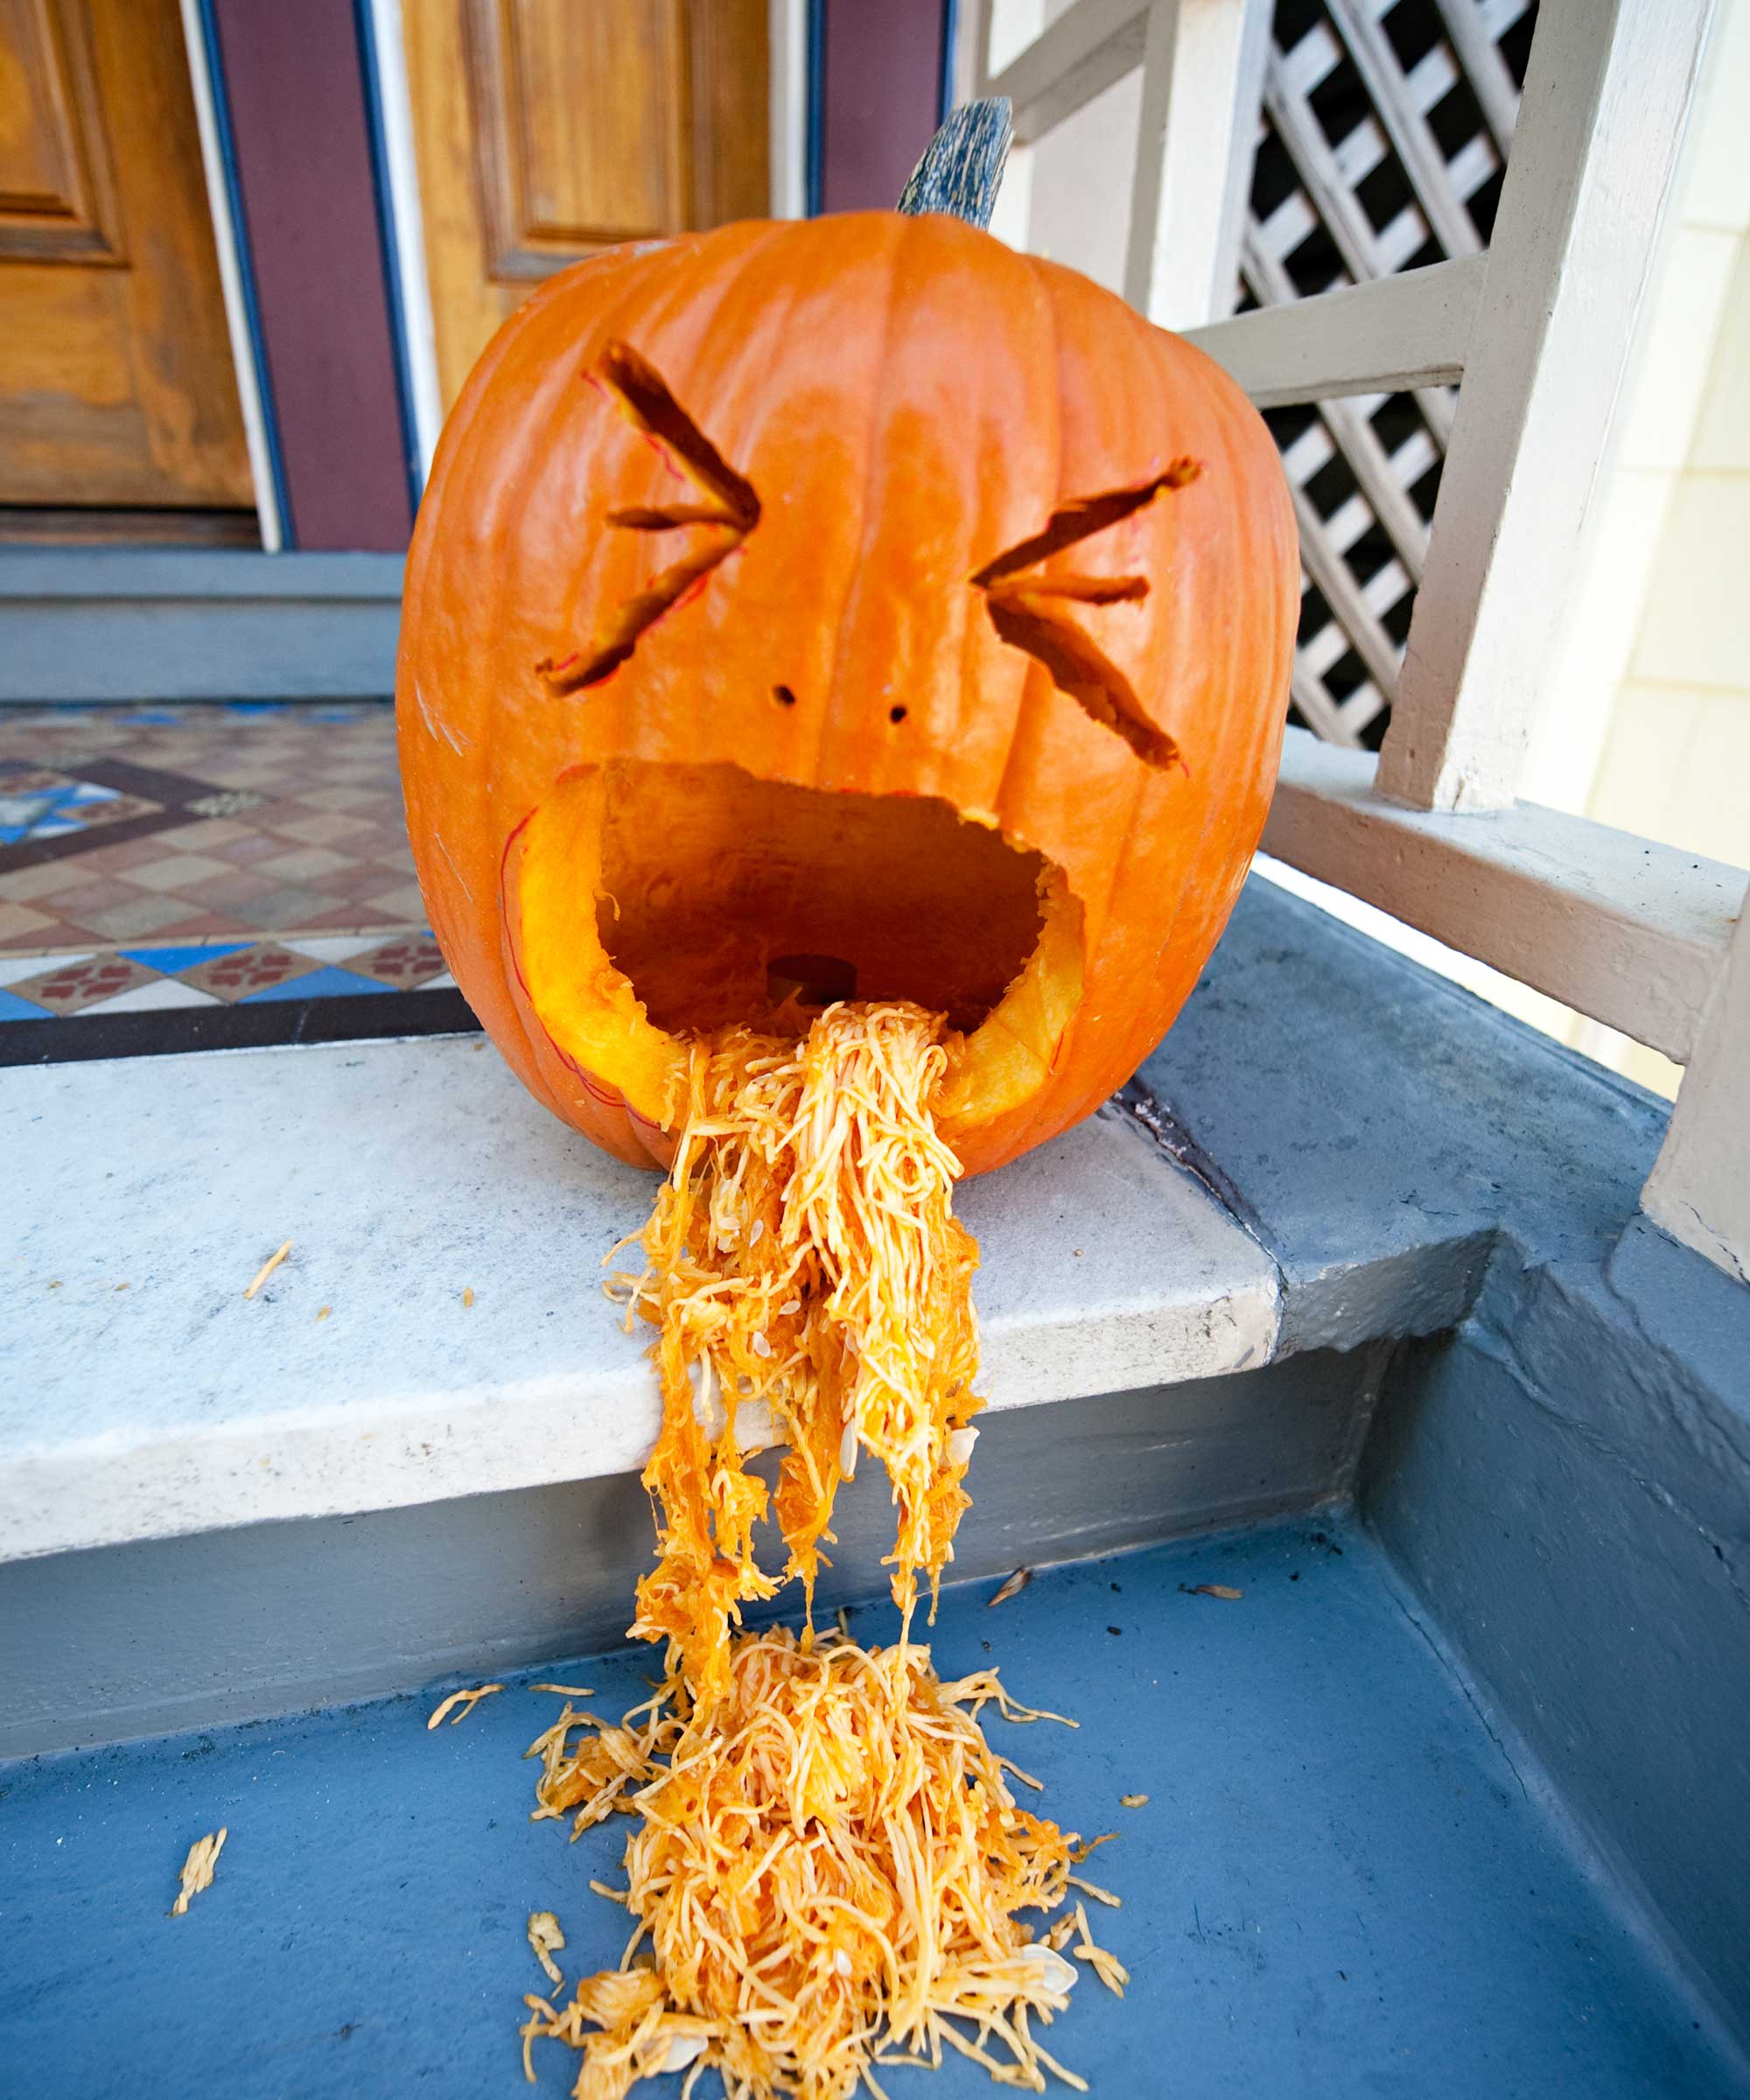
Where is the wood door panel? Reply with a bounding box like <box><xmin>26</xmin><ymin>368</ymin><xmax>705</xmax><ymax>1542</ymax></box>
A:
<box><xmin>472</xmin><ymin>0</ymin><xmax>687</xmax><ymax>270</ymax></box>
<box><xmin>406</xmin><ymin>0</ymin><xmax>767</xmax><ymax>411</ymax></box>
<box><xmin>0</xmin><ymin>0</ymin><xmax>122</xmax><ymax>262</ymax></box>
<box><xmin>0</xmin><ymin>0</ymin><xmax>252</xmax><ymax>508</ymax></box>
<box><xmin>684</xmin><ymin>0</ymin><xmax>770</xmax><ymax>231</ymax></box>
<box><xmin>0</xmin><ymin>259</ymin><xmax>144</xmax><ymax>491</ymax></box>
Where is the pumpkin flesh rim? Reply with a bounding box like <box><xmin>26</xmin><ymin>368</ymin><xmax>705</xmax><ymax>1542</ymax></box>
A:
<box><xmin>509</xmin><ymin>760</ymin><xmax>1085</xmax><ymax>1146</ymax></box>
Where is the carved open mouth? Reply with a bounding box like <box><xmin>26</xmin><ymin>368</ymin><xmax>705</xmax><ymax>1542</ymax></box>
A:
<box><xmin>509</xmin><ymin>759</ymin><xmax>1085</xmax><ymax>1144</ymax></box>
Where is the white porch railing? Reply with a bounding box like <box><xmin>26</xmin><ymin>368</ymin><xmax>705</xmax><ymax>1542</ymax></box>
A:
<box><xmin>966</xmin><ymin>0</ymin><xmax>1750</xmax><ymax>1282</ymax></box>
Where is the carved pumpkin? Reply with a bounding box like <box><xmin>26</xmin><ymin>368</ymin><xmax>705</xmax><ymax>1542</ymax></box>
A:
<box><xmin>396</xmin><ymin>212</ymin><xmax>1296</xmax><ymax>1177</ymax></box>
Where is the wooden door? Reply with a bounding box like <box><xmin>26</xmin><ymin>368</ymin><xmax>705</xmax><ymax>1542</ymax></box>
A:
<box><xmin>0</xmin><ymin>0</ymin><xmax>254</xmax><ymax>514</ymax></box>
<box><xmin>403</xmin><ymin>0</ymin><xmax>769</xmax><ymax>413</ymax></box>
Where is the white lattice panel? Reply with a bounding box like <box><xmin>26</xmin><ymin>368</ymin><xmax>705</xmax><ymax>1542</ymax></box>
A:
<box><xmin>1246</xmin><ymin>0</ymin><xmax>1534</xmax><ymax>746</ymax></box>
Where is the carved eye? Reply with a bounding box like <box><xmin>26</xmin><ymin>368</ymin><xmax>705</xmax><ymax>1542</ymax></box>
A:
<box><xmin>536</xmin><ymin>343</ymin><xmax>760</xmax><ymax>696</ymax></box>
<box><xmin>972</xmin><ymin>463</ymin><xmax>1200</xmax><ymax>770</ymax></box>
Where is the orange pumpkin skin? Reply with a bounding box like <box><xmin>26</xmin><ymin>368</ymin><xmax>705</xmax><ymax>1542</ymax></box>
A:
<box><xmin>396</xmin><ymin>212</ymin><xmax>1297</xmax><ymax>1178</ymax></box>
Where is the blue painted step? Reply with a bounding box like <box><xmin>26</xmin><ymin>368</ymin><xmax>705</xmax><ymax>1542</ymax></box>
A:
<box><xmin>4</xmin><ymin>1521</ymin><xmax>1741</xmax><ymax>2098</ymax></box>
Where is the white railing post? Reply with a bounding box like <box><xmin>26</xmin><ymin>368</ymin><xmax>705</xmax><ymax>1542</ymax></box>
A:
<box><xmin>1643</xmin><ymin>893</ymin><xmax>1750</xmax><ymax>1284</ymax></box>
<box><xmin>1124</xmin><ymin>0</ymin><xmax>1270</xmax><ymax>328</ymax></box>
<box><xmin>1374</xmin><ymin>0</ymin><xmax>1714</xmax><ymax>814</ymax></box>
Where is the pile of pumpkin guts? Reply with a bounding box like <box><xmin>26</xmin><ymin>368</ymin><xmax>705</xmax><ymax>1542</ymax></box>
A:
<box><xmin>516</xmin><ymin>1001</ymin><xmax>1126</xmax><ymax>2098</ymax></box>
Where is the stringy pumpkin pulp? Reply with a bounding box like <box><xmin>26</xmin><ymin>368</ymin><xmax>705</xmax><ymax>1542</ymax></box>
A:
<box><xmin>614</xmin><ymin>1000</ymin><xmax>982</xmax><ymax>1703</ymax></box>
<box><xmin>520</xmin><ymin>1003</ymin><xmax>1122</xmax><ymax>2098</ymax></box>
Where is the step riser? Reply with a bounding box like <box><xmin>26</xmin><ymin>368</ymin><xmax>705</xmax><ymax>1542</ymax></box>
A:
<box><xmin>0</xmin><ymin>550</ymin><xmax>402</xmax><ymax>701</ymax></box>
<box><xmin>0</xmin><ymin>1352</ymin><xmax>1362</xmax><ymax>1760</ymax></box>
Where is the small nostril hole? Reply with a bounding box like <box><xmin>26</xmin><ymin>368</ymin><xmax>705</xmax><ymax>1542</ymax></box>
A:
<box><xmin>889</xmin><ymin>705</ymin><xmax>907</xmax><ymax>724</ymax></box>
<box><xmin>773</xmin><ymin>684</ymin><xmax>797</xmax><ymax>707</ymax></box>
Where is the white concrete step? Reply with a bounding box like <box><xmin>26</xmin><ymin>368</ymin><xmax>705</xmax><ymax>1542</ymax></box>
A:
<box><xmin>2</xmin><ymin>880</ymin><xmax>1680</xmax><ymax>1755</ymax></box>
<box><xmin>3</xmin><ymin>1033</ymin><xmax>1280</xmax><ymax>1564</ymax></box>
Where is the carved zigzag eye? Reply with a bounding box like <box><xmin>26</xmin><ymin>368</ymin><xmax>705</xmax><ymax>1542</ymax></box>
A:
<box><xmin>538</xmin><ymin>343</ymin><xmax>760</xmax><ymax>696</ymax></box>
<box><xmin>973</xmin><ymin>462</ymin><xmax>1200</xmax><ymax>770</ymax></box>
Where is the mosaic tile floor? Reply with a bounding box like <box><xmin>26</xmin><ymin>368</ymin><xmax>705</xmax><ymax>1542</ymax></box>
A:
<box><xmin>0</xmin><ymin>704</ymin><xmax>476</xmax><ymax>1060</ymax></box>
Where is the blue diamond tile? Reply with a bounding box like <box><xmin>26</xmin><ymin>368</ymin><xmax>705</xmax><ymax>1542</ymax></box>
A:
<box><xmin>0</xmin><ymin>778</ymin><xmax>121</xmax><ymax>843</ymax></box>
<box><xmin>242</xmin><ymin>964</ymin><xmax>387</xmax><ymax>1004</ymax></box>
<box><xmin>119</xmin><ymin>942</ymin><xmax>254</xmax><ymax>975</ymax></box>
<box><xmin>0</xmin><ymin>988</ymin><xmax>48</xmax><ymax>1022</ymax></box>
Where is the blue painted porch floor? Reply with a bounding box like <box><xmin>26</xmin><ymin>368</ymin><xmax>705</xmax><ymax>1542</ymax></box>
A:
<box><xmin>4</xmin><ymin>1520</ymin><xmax>1741</xmax><ymax>2099</ymax></box>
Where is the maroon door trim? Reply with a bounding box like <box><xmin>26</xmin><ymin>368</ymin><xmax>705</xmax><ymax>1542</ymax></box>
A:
<box><xmin>206</xmin><ymin>0</ymin><xmax>412</xmax><ymax>550</ymax></box>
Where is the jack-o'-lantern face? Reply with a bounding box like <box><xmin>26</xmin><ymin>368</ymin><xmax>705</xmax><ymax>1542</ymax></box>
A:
<box><xmin>396</xmin><ymin>214</ymin><xmax>1297</xmax><ymax>1176</ymax></box>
